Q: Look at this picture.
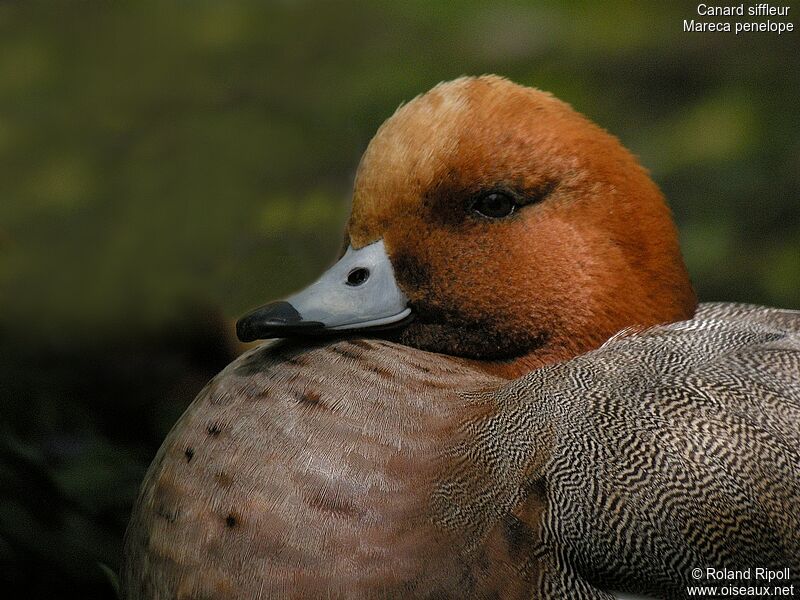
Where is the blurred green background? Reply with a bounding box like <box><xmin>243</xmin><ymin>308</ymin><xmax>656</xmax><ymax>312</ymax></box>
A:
<box><xmin>1</xmin><ymin>1</ymin><xmax>798</xmax><ymax>597</ymax></box>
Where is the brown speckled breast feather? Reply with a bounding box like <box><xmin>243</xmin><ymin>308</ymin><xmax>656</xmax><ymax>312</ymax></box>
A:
<box><xmin>122</xmin><ymin>338</ymin><xmax>509</xmax><ymax>599</ymax></box>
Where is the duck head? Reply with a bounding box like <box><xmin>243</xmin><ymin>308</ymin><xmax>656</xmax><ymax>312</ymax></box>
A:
<box><xmin>237</xmin><ymin>76</ymin><xmax>697</xmax><ymax>377</ymax></box>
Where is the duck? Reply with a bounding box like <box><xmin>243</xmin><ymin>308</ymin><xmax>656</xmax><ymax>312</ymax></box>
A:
<box><xmin>121</xmin><ymin>76</ymin><xmax>800</xmax><ymax>599</ymax></box>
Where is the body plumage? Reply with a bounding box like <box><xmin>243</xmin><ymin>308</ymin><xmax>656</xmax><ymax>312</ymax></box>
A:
<box><xmin>123</xmin><ymin>304</ymin><xmax>800</xmax><ymax>598</ymax></box>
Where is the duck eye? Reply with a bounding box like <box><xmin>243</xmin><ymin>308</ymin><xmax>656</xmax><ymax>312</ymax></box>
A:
<box><xmin>472</xmin><ymin>192</ymin><xmax>516</xmax><ymax>219</ymax></box>
<box><xmin>346</xmin><ymin>267</ymin><xmax>370</xmax><ymax>286</ymax></box>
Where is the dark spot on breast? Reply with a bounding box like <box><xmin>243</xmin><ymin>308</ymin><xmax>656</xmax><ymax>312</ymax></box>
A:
<box><xmin>225</xmin><ymin>513</ymin><xmax>238</xmax><ymax>528</ymax></box>
<box><xmin>297</xmin><ymin>389</ymin><xmax>325</xmax><ymax>409</ymax></box>
<box><xmin>306</xmin><ymin>489</ymin><xmax>360</xmax><ymax>518</ymax></box>
<box><xmin>206</xmin><ymin>422</ymin><xmax>222</xmax><ymax>436</ymax></box>
<box><xmin>349</xmin><ymin>339</ymin><xmax>373</xmax><ymax>350</ymax></box>
<box><xmin>367</xmin><ymin>365</ymin><xmax>394</xmax><ymax>378</ymax></box>
<box><xmin>331</xmin><ymin>345</ymin><xmax>361</xmax><ymax>360</ymax></box>
<box><xmin>155</xmin><ymin>504</ymin><xmax>178</xmax><ymax>523</ymax></box>
<box><xmin>184</xmin><ymin>447</ymin><xmax>194</xmax><ymax>462</ymax></box>
<box><xmin>284</xmin><ymin>354</ymin><xmax>308</xmax><ymax>366</ymax></box>
<box><xmin>209</xmin><ymin>390</ymin><xmax>232</xmax><ymax>405</ymax></box>
<box><xmin>371</xmin><ymin>340</ymin><xmax>395</xmax><ymax>349</ymax></box>
<box><xmin>426</xmin><ymin>379</ymin><xmax>452</xmax><ymax>389</ymax></box>
<box><xmin>215</xmin><ymin>471</ymin><xmax>233</xmax><ymax>488</ymax></box>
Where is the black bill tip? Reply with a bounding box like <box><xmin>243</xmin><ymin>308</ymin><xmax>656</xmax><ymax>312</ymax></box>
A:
<box><xmin>236</xmin><ymin>301</ymin><xmax>324</xmax><ymax>342</ymax></box>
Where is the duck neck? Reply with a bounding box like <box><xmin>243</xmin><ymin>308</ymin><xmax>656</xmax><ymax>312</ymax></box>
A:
<box><xmin>461</xmin><ymin>303</ymin><xmax>698</xmax><ymax>380</ymax></box>
<box><xmin>457</xmin><ymin>337</ymin><xmax>591</xmax><ymax>380</ymax></box>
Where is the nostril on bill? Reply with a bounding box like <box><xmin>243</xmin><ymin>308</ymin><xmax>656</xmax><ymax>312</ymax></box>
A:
<box><xmin>346</xmin><ymin>267</ymin><xmax>370</xmax><ymax>287</ymax></box>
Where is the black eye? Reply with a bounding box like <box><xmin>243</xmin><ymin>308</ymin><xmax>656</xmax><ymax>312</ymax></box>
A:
<box><xmin>471</xmin><ymin>192</ymin><xmax>516</xmax><ymax>219</ymax></box>
<box><xmin>346</xmin><ymin>267</ymin><xmax>370</xmax><ymax>286</ymax></box>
